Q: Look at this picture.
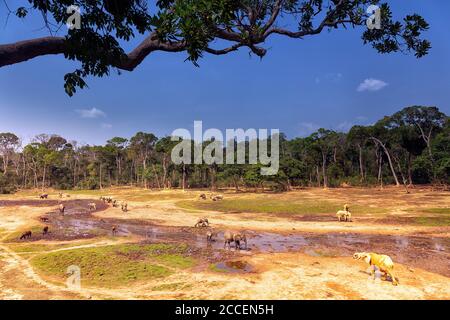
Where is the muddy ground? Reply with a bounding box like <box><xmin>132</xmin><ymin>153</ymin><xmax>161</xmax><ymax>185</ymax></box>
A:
<box><xmin>0</xmin><ymin>187</ymin><xmax>449</xmax><ymax>300</ymax></box>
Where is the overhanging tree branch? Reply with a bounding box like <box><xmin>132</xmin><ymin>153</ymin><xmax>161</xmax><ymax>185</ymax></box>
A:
<box><xmin>0</xmin><ymin>0</ymin><xmax>431</xmax><ymax>95</ymax></box>
<box><xmin>0</xmin><ymin>33</ymin><xmax>187</xmax><ymax>70</ymax></box>
<box><xmin>0</xmin><ymin>37</ymin><xmax>66</xmax><ymax>68</ymax></box>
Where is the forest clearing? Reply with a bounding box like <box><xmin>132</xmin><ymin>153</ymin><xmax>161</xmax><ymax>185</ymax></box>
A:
<box><xmin>1</xmin><ymin>0</ymin><xmax>449</xmax><ymax>306</ymax></box>
<box><xmin>0</xmin><ymin>186</ymin><xmax>448</xmax><ymax>300</ymax></box>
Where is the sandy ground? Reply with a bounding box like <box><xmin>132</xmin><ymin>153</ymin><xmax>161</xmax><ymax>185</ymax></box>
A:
<box><xmin>0</xmin><ymin>187</ymin><xmax>448</xmax><ymax>300</ymax></box>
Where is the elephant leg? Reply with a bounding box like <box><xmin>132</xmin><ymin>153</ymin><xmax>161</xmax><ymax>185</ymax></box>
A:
<box><xmin>370</xmin><ymin>265</ymin><xmax>376</xmax><ymax>280</ymax></box>
<box><xmin>388</xmin><ymin>270</ymin><xmax>398</xmax><ymax>285</ymax></box>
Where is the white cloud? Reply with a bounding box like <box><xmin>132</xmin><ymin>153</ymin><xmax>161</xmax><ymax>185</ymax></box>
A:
<box><xmin>101</xmin><ymin>123</ymin><xmax>112</xmax><ymax>129</ymax></box>
<box><xmin>75</xmin><ymin>107</ymin><xmax>106</xmax><ymax>118</ymax></box>
<box><xmin>357</xmin><ymin>78</ymin><xmax>388</xmax><ymax>92</ymax></box>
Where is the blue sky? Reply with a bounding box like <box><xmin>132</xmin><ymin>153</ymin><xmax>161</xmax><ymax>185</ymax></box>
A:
<box><xmin>1</xmin><ymin>1</ymin><xmax>449</xmax><ymax>145</ymax></box>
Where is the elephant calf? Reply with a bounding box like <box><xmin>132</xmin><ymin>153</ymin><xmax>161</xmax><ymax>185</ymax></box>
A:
<box><xmin>206</xmin><ymin>230</ymin><xmax>216</xmax><ymax>242</ymax></box>
<box><xmin>19</xmin><ymin>231</ymin><xmax>32</xmax><ymax>240</ymax></box>
<box><xmin>195</xmin><ymin>218</ymin><xmax>209</xmax><ymax>228</ymax></box>
<box><xmin>211</xmin><ymin>194</ymin><xmax>224</xmax><ymax>201</ymax></box>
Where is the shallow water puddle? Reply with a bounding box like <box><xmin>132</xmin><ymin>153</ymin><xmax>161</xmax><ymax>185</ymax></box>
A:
<box><xmin>3</xmin><ymin>199</ymin><xmax>449</xmax><ymax>277</ymax></box>
<box><xmin>52</xmin><ymin>211</ymin><xmax>450</xmax><ymax>276</ymax></box>
<box><xmin>214</xmin><ymin>261</ymin><xmax>253</xmax><ymax>273</ymax></box>
<box><xmin>56</xmin><ymin>208</ymin><xmax>449</xmax><ymax>247</ymax></box>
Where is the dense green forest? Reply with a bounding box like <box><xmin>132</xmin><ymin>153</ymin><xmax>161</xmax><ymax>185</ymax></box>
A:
<box><xmin>0</xmin><ymin>106</ymin><xmax>448</xmax><ymax>193</ymax></box>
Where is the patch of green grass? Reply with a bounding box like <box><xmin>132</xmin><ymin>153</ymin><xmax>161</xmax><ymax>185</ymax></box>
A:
<box><xmin>411</xmin><ymin>216</ymin><xmax>450</xmax><ymax>227</ymax></box>
<box><xmin>155</xmin><ymin>254</ymin><xmax>195</xmax><ymax>269</ymax></box>
<box><xmin>151</xmin><ymin>282</ymin><xmax>192</xmax><ymax>291</ymax></box>
<box><xmin>178</xmin><ymin>199</ymin><xmax>335</xmax><ymax>214</ymax></box>
<box><xmin>0</xmin><ymin>190</ymin><xmax>33</xmax><ymax>197</ymax></box>
<box><xmin>4</xmin><ymin>225</ymin><xmax>44</xmax><ymax>242</ymax></box>
<box><xmin>178</xmin><ymin>198</ymin><xmax>386</xmax><ymax>216</ymax></box>
<box><xmin>61</xmin><ymin>189</ymin><xmax>104</xmax><ymax>197</ymax></box>
<box><xmin>66</xmin><ymin>188</ymin><xmax>193</xmax><ymax>202</ymax></box>
<box><xmin>9</xmin><ymin>243</ymin><xmax>65</xmax><ymax>253</ymax></box>
<box><xmin>116</xmin><ymin>243</ymin><xmax>179</xmax><ymax>254</ymax></box>
<box><xmin>31</xmin><ymin>243</ymin><xmax>197</xmax><ymax>287</ymax></box>
<box><xmin>406</xmin><ymin>207</ymin><xmax>450</xmax><ymax>226</ymax></box>
<box><xmin>208</xmin><ymin>263</ymin><xmax>229</xmax><ymax>273</ymax></box>
<box><xmin>419</xmin><ymin>208</ymin><xmax>450</xmax><ymax>215</ymax></box>
<box><xmin>128</xmin><ymin>194</ymin><xmax>193</xmax><ymax>201</ymax></box>
<box><xmin>7</xmin><ymin>239</ymin><xmax>101</xmax><ymax>254</ymax></box>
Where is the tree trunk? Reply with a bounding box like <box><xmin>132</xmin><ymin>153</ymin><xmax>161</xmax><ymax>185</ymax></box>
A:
<box><xmin>22</xmin><ymin>156</ymin><xmax>27</xmax><ymax>188</ymax></box>
<box><xmin>427</xmin><ymin>142</ymin><xmax>432</xmax><ymax>158</ymax></box>
<box><xmin>316</xmin><ymin>166</ymin><xmax>321</xmax><ymax>187</ymax></box>
<box><xmin>210</xmin><ymin>167</ymin><xmax>217</xmax><ymax>191</ymax></box>
<box><xmin>376</xmin><ymin>148</ymin><xmax>383</xmax><ymax>189</ymax></box>
<box><xmin>34</xmin><ymin>167</ymin><xmax>37</xmax><ymax>189</ymax></box>
<box><xmin>287</xmin><ymin>178</ymin><xmax>292</xmax><ymax>191</ymax></box>
<box><xmin>416</xmin><ymin>124</ymin><xmax>433</xmax><ymax>159</ymax></box>
<box><xmin>358</xmin><ymin>144</ymin><xmax>364</xmax><ymax>182</ymax></box>
<box><xmin>407</xmin><ymin>153</ymin><xmax>413</xmax><ymax>186</ymax></box>
<box><xmin>142</xmin><ymin>158</ymin><xmax>147</xmax><ymax>188</ymax></box>
<box><xmin>233</xmin><ymin>176</ymin><xmax>239</xmax><ymax>191</ymax></box>
<box><xmin>116</xmin><ymin>156</ymin><xmax>120</xmax><ymax>185</ymax></box>
<box><xmin>394</xmin><ymin>156</ymin><xmax>410</xmax><ymax>193</ymax></box>
<box><xmin>134</xmin><ymin>161</ymin><xmax>139</xmax><ymax>185</ymax></box>
<box><xmin>322</xmin><ymin>152</ymin><xmax>328</xmax><ymax>188</ymax></box>
<box><xmin>73</xmin><ymin>159</ymin><xmax>77</xmax><ymax>188</ymax></box>
<box><xmin>99</xmin><ymin>164</ymin><xmax>103</xmax><ymax>189</ymax></box>
<box><xmin>42</xmin><ymin>166</ymin><xmax>46</xmax><ymax>191</ymax></box>
<box><xmin>2</xmin><ymin>154</ymin><xmax>8</xmax><ymax>174</ymax></box>
<box><xmin>370</xmin><ymin>137</ymin><xmax>400</xmax><ymax>186</ymax></box>
<box><xmin>182</xmin><ymin>163</ymin><xmax>186</xmax><ymax>191</ymax></box>
<box><xmin>152</xmin><ymin>164</ymin><xmax>161</xmax><ymax>189</ymax></box>
<box><xmin>162</xmin><ymin>156</ymin><xmax>168</xmax><ymax>189</ymax></box>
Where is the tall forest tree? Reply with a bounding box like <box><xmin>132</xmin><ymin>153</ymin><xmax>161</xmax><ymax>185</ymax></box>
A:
<box><xmin>0</xmin><ymin>106</ymin><xmax>447</xmax><ymax>193</ymax></box>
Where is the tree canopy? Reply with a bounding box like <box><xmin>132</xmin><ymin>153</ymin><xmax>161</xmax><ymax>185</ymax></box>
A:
<box><xmin>0</xmin><ymin>106</ymin><xmax>448</xmax><ymax>194</ymax></box>
<box><xmin>0</xmin><ymin>0</ymin><xmax>431</xmax><ymax>95</ymax></box>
